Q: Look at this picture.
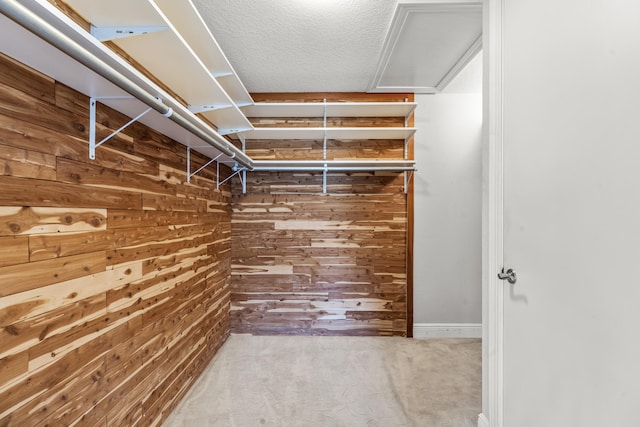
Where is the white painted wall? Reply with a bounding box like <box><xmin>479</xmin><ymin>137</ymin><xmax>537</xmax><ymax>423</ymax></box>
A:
<box><xmin>413</xmin><ymin>54</ymin><xmax>483</xmax><ymax>333</ymax></box>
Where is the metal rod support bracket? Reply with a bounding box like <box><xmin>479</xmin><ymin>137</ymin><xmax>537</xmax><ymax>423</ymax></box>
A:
<box><xmin>218</xmin><ymin>163</ymin><xmax>247</xmax><ymax>189</ymax></box>
<box><xmin>323</xmin><ymin>163</ymin><xmax>328</xmax><ymax>194</ymax></box>
<box><xmin>404</xmin><ymin>171</ymin><xmax>414</xmax><ymax>194</ymax></box>
<box><xmin>242</xmin><ymin>169</ymin><xmax>247</xmax><ymax>194</ymax></box>
<box><xmin>186</xmin><ymin>146</ymin><xmax>224</xmax><ymax>183</ymax></box>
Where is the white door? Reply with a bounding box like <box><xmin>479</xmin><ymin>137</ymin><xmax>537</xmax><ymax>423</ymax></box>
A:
<box><xmin>497</xmin><ymin>0</ymin><xmax>640</xmax><ymax>425</ymax></box>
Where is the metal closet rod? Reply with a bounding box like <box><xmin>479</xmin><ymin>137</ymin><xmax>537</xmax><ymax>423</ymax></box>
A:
<box><xmin>0</xmin><ymin>0</ymin><xmax>253</xmax><ymax>170</ymax></box>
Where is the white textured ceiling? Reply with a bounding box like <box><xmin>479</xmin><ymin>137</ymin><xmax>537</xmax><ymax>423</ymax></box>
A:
<box><xmin>191</xmin><ymin>0</ymin><xmax>481</xmax><ymax>93</ymax></box>
<box><xmin>192</xmin><ymin>0</ymin><xmax>398</xmax><ymax>93</ymax></box>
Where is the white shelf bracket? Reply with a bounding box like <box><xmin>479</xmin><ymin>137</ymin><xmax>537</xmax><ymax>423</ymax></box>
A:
<box><xmin>218</xmin><ymin>163</ymin><xmax>247</xmax><ymax>190</ymax></box>
<box><xmin>89</xmin><ymin>97</ymin><xmax>152</xmax><ymax>160</ymax></box>
<box><xmin>323</xmin><ymin>163</ymin><xmax>328</xmax><ymax>194</ymax></box>
<box><xmin>211</xmin><ymin>71</ymin><xmax>233</xmax><ymax>78</ymax></box>
<box><xmin>242</xmin><ymin>169</ymin><xmax>247</xmax><ymax>194</ymax></box>
<box><xmin>186</xmin><ymin>146</ymin><xmax>224</xmax><ymax>183</ymax></box>
<box><xmin>323</xmin><ymin>98</ymin><xmax>327</xmax><ymax>161</ymax></box>
<box><xmin>404</xmin><ymin>137</ymin><xmax>411</xmax><ymax>161</ymax></box>
<box><xmin>90</xmin><ymin>25</ymin><xmax>169</xmax><ymax>42</ymax></box>
<box><xmin>188</xmin><ymin>103</ymin><xmax>233</xmax><ymax>114</ymax></box>
<box><xmin>217</xmin><ymin>127</ymin><xmax>252</xmax><ymax>136</ymax></box>
<box><xmin>239</xmin><ymin>134</ymin><xmax>247</xmax><ymax>194</ymax></box>
<box><xmin>404</xmin><ymin>170</ymin><xmax>414</xmax><ymax>194</ymax></box>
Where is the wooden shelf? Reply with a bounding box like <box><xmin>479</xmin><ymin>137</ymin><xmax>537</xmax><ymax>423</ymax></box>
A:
<box><xmin>65</xmin><ymin>0</ymin><xmax>253</xmax><ymax>134</ymax></box>
<box><xmin>242</xmin><ymin>102</ymin><xmax>417</xmax><ymax>118</ymax></box>
<box><xmin>242</xmin><ymin>127</ymin><xmax>416</xmax><ymax>140</ymax></box>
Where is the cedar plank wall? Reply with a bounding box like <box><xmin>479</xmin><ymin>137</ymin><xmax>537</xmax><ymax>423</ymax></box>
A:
<box><xmin>0</xmin><ymin>53</ymin><xmax>232</xmax><ymax>426</ymax></box>
<box><xmin>231</xmin><ymin>93</ymin><xmax>413</xmax><ymax>336</ymax></box>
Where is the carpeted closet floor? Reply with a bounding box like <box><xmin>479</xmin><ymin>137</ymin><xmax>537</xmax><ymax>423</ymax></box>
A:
<box><xmin>163</xmin><ymin>335</ymin><xmax>481</xmax><ymax>427</ymax></box>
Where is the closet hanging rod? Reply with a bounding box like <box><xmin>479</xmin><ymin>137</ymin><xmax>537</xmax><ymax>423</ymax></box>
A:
<box><xmin>0</xmin><ymin>0</ymin><xmax>253</xmax><ymax>170</ymax></box>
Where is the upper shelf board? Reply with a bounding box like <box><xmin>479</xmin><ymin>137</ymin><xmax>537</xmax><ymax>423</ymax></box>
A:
<box><xmin>152</xmin><ymin>0</ymin><xmax>253</xmax><ymax>107</ymax></box>
<box><xmin>64</xmin><ymin>0</ymin><xmax>253</xmax><ymax>133</ymax></box>
<box><xmin>242</xmin><ymin>102</ymin><xmax>417</xmax><ymax>118</ymax></box>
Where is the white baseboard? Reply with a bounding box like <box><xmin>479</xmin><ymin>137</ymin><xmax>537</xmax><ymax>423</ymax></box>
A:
<box><xmin>478</xmin><ymin>413</ymin><xmax>489</xmax><ymax>427</ymax></box>
<box><xmin>413</xmin><ymin>323</ymin><xmax>482</xmax><ymax>339</ymax></box>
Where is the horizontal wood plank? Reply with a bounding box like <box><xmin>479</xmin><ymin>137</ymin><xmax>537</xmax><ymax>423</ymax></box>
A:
<box><xmin>0</xmin><ymin>79</ymin><xmax>88</xmax><ymax>141</ymax></box>
<box><xmin>0</xmin><ymin>352</ymin><xmax>28</xmax><ymax>387</ymax></box>
<box><xmin>0</xmin><ymin>251</ymin><xmax>107</xmax><ymax>298</ymax></box>
<box><xmin>0</xmin><ymin>143</ymin><xmax>56</xmax><ymax>180</ymax></box>
<box><xmin>0</xmin><ymin>236</ymin><xmax>29</xmax><ymax>267</ymax></box>
<box><xmin>0</xmin><ymin>53</ymin><xmax>55</xmax><ymax>105</ymax></box>
<box><xmin>0</xmin><ymin>206</ymin><xmax>106</xmax><ymax>236</ymax></box>
<box><xmin>0</xmin><ymin>263</ymin><xmax>142</xmax><ymax>330</ymax></box>
<box><xmin>56</xmin><ymin>157</ymin><xmax>175</xmax><ymax>196</ymax></box>
<box><xmin>0</xmin><ymin>176</ymin><xmax>143</xmax><ymax>209</ymax></box>
<box><xmin>29</xmin><ymin>230</ymin><xmax>114</xmax><ymax>261</ymax></box>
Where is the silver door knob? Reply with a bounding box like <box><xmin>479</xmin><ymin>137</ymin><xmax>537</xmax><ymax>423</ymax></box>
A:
<box><xmin>498</xmin><ymin>268</ymin><xmax>517</xmax><ymax>284</ymax></box>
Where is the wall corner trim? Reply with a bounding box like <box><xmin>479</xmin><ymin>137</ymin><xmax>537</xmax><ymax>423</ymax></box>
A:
<box><xmin>413</xmin><ymin>323</ymin><xmax>482</xmax><ymax>339</ymax></box>
<box><xmin>478</xmin><ymin>413</ymin><xmax>490</xmax><ymax>427</ymax></box>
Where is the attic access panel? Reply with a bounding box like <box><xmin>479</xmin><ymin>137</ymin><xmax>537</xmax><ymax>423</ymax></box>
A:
<box><xmin>368</xmin><ymin>1</ymin><xmax>482</xmax><ymax>93</ymax></box>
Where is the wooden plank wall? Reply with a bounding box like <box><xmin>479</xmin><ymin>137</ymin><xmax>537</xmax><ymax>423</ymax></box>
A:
<box><xmin>0</xmin><ymin>53</ymin><xmax>232</xmax><ymax>426</ymax></box>
<box><xmin>231</xmin><ymin>93</ymin><xmax>413</xmax><ymax>336</ymax></box>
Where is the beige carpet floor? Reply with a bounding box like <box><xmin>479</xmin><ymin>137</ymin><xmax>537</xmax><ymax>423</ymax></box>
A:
<box><xmin>163</xmin><ymin>335</ymin><xmax>481</xmax><ymax>427</ymax></box>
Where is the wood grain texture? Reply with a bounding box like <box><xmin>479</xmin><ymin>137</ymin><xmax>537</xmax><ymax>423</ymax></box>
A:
<box><xmin>0</xmin><ymin>53</ymin><xmax>231</xmax><ymax>426</ymax></box>
<box><xmin>0</xmin><ymin>143</ymin><xmax>56</xmax><ymax>179</ymax></box>
<box><xmin>0</xmin><ymin>236</ymin><xmax>29</xmax><ymax>267</ymax></box>
<box><xmin>0</xmin><ymin>206</ymin><xmax>106</xmax><ymax>236</ymax></box>
<box><xmin>232</xmin><ymin>93</ymin><xmax>412</xmax><ymax>336</ymax></box>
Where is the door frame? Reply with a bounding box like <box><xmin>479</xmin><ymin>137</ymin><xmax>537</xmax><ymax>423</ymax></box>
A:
<box><xmin>479</xmin><ymin>0</ymin><xmax>504</xmax><ymax>426</ymax></box>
